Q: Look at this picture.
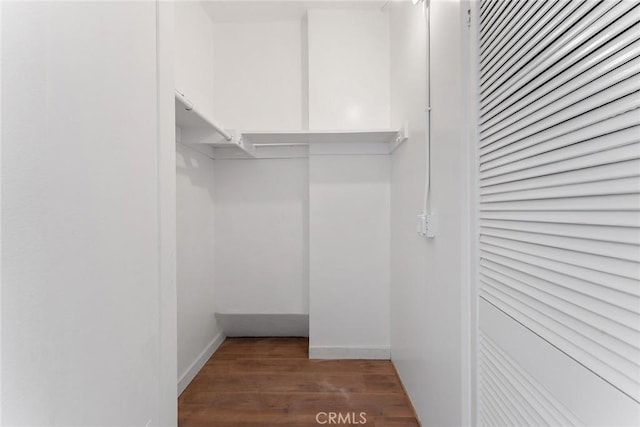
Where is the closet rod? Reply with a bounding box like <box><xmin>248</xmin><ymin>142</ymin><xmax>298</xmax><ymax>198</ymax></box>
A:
<box><xmin>174</xmin><ymin>90</ymin><xmax>233</xmax><ymax>142</ymax></box>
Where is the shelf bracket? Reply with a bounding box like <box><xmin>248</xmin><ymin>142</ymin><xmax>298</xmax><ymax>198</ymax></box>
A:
<box><xmin>389</xmin><ymin>120</ymin><xmax>409</xmax><ymax>153</ymax></box>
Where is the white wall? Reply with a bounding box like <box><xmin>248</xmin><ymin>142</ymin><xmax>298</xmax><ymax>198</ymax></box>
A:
<box><xmin>157</xmin><ymin>2</ymin><xmax>178</xmax><ymax>422</ymax></box>
<box><xmin>214</xmin><ymin>159</ymin><xmax>309</xmax><ymax>315</ymax></box>
<box><xmin>212</xmin><ymin>21</ymin><xmax>303</xmax><ymax>130</ymax></box>
<box><xmin>1</xmin><ymin>2</ymin><xmax>167</xmax><ymax>424</ymax></box>
<box><xmin>390</xmin><ymin>1</ymin><xmax>470</xmax><ymax>425</ymax></box>
<box><xmin>309</xmin><ymin>155</ymin><xmax>391</xmax><ymax>358</ymax></box>
<box><xmin>388</xmin><ymin>0</ymin><xmax>430</xmax><ymax>418</ymax></box>
<box><xmin>307</xmin><ymin>9</ymin><xmax>390</xmax><ymax>130</ymax></box>
<box><xmin>0</xmin><ymin>1</ymin><xmax>4</xmax><ymax>421</ymax></box>
<box><xmin>208</xmin><ymin>6</ymin><xmax>393</xmax><ymax>354</ymax></box>
<box><xmin>174</xmin><ymin>2</ymin><xmax>222</xmax><ymax>394</ymax></box>
<box><xmin>176</xmin><ymin>145</ymin><xmax>222</xmax><ymax>393</ymax></box>
<box><xmin>175</xmin><ymin>0</ymin><xmax>215</xmax><ymax>118</ymax></box>
<box><xmin>304</xmin><ymin>8</ymin><xmax>392</xmax><ymax>359</ymax></box>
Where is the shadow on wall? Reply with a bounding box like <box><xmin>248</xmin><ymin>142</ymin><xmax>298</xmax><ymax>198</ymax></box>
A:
<box><xmin>216</xmin><ymin>313</ymin><xmax>310</xmax><ymax>337</ymax></box>
<box><xmin>176</xmin><ymin>143</ymin><xmax>215</xmax><ymax>200</ymax></box>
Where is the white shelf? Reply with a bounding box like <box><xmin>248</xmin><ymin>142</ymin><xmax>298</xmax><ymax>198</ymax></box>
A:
<box><xmin>175</xmin><ymin>93</ymin><xmax>408</xmax><ymax>159</ymax></box>
<box><xmin>174</xmin><ymin>91</ymin><xmax>255</xmax><ymax>157</ymax></box>
<box><xmin>209</xmin><ymin>125</ymin><xmax>410</xmax><ymax>159</ymax></box>
<box><xmin>241</xmin><ymin>124</ymin><xmax>408</xmax><ymax>154</ymax></box>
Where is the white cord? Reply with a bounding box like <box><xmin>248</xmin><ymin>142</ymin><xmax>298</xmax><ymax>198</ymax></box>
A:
<box><xmin>423</xmin><ymin>0</ymin><xmax>432</xmax><ymax>216</ymax></box>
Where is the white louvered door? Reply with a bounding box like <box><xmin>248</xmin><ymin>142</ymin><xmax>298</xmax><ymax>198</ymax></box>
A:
<box><xmin>477</xmin><ymin>1</ymin><xmax>640</xmax><ymax>425</ymax></box>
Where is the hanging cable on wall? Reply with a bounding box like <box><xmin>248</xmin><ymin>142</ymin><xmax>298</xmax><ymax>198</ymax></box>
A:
<box><xmin>416</xmin><ymin>0</ymin><xmax>436</xmax><ymax>238</ymax></box>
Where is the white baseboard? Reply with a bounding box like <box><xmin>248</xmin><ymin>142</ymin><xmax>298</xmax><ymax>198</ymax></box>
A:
<box><xmin>177</xmin><ymin>332</ymin><xmax>225</xmax><ymax>396</ymax></box>
<box><xmin>309</xmin><ymin>346</ymin><xmax>390</xmax><ymax>360</ymax></box>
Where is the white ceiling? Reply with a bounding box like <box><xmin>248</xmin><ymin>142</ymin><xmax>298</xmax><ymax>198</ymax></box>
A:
<box><xmin>200</xmin><ymin>0</ymin><xmax>392</xmax><ymax>23</ymax></box>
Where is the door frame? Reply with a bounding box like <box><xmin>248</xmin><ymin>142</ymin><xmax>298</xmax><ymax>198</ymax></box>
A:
<box><xmin>156</xmin><ymin>1</ymin><xmax>177</xmax><ymax>425</ymax></box>
<box><xmin>461</xmin><ymin>1</ymin><xmax>481</xmax><ymax>426</ymax></box>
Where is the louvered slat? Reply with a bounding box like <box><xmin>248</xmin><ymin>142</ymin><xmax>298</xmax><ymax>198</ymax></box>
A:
<box><xmin>481</xmin><ymin>2</ymin><xmax>637</xmax><ymax>115</ymax></box>
<box><xmin>480</xmin><ymin>0</ymin><xmax>539</xmax><ymax>67</ymax></box>
<box><xmin>480</xmin><ymin>128</ymin><xmax>640</xmax><ymax>181</ymax></box>
<box><xmin>480</xmin><ymin>235</ymin><xmax>639</xmax><ymax>279</ymax></box>
<box><xmin>480</xmin><ymin>0</ymin><xmax>515</xmax><ymax>47</ymax></box>
<box><xmin>480</xmin><ymin>246</ymin><xmax>640</xmax><ymax>312</ymax></box>
<box><xmin>480</xmin><ymin>107</ymin><xmax>640</xmax><ymax>167</ymax></box>
<box><xmin>481</xmin><ymin>218</ymin><xmax>640</xmax><ymax>246</ymax></box>
<box><xmin>481</xmin><ymin>333</ymin><xmax>585</xmax><ymax>426</ymax></box>
<box><xmin>481</xmin><ymin>56</ymin><xmax>640</xmax><ymax>144</ymax></box>
<box><xmin>480</xmin><ymin>210</ymin><xmax>640</xmax><ymax>227</ymax></box>
<box><xmin>480</xmin><ymin>282</ymin><xmax>639</xmax><ymax>399</ymax></box>
<box><xmin>480</xmin><ymin>0</ymin><xmax>588</xmax><ymax>88</ymax></box>
<box><xmin>480</xmin><ymin>38</ymin><xmax>640</xmax><ymax>139</ymax></box>
<box><xmin>481</xmin><ymin>158</ymin><xmax>640</xmax><ymax>196</ymax></box>
<box><xmin>481</xmin><ymin>259</ymin><xmax>640</xmax><ymax>349</ymax></box>
<box><xmin>480</xmin><ymin>1</ymin><xmax>557</xmax><ymax>82</ymax></box>
<box><xmin>479</xmin><ymin>0</ymin><xmax>640</xmax><ymax>416</ymax></box>
<box><xmin>481</xmin><ymin>77</ymin><xmax>640</xmax><ymax>151</ymax></box>
<box><xmin>479</xmin><ymin>1</ymin><xmax>523</xmax><ymax>56</ymax></box>
<box><xmin>480</xmin><ymin>241</ymin><xmax>640</xmax><ymax>299</ymax></box>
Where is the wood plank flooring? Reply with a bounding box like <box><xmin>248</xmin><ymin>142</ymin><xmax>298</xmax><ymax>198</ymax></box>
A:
<box><xmin>178</xmin><ymin>338</ymin><xmax>420</xmax><ymax>427</ymax></box>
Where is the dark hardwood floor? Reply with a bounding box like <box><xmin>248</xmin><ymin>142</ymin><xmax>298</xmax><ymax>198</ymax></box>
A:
<box><xmin>178</xmin><ymin>338</ymin><xmax>420</xmax><ymax>426</ymax></box>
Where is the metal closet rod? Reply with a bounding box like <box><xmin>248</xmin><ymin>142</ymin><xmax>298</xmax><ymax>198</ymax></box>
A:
<box><xmin>174</xmin><ymin>90</ymin><xmax>233</xmax><ymax>142</ymax></box>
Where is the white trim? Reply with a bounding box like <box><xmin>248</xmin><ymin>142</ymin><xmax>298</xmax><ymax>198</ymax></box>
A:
<box><xmin>465</xmin><ymin>2</ymin><xmax>482</xmax><ymax>427</ymax></box>
<box><xmin>178</xmin><ymin>333</ymin><xmax>226</xmax><ymax>396</ymax></box>
<box><xmin>0</xmin><ymin>1</ymin><xmax>3</xmax><ymax>420</ymax></box>
<box><xmin>156</xmin><ymin>1</ymin><xmax>177</xmax><ymax>425</ymax></box>
<box><xmin>309</xmin><ymin>346</ymin><xmax>391</xmax><ymax>360</ymax></box>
